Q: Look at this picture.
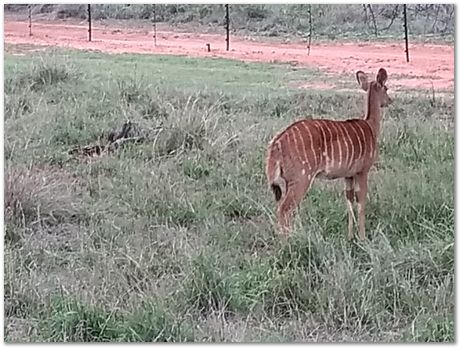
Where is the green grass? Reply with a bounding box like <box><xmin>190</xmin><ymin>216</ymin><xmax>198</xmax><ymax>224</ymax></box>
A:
<box><xmin>4</xmin><ymin>46</ymin><xmax>454</xmax><ymax>342</ymax></box>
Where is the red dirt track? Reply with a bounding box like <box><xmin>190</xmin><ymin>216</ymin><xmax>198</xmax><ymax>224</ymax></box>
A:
<box><xmin>4</xmin><ymin>19</ymin><xmax>454</xmax><ymax>91</ymax></box>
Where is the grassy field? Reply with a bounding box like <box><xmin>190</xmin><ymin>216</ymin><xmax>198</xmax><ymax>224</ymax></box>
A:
<box><xmin>4</xmin><ymin>46</ymin><xmax>454</xmax><ymax>342</ymax></box>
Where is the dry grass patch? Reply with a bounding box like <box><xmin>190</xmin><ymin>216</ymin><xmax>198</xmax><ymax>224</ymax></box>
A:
<box><xmin>5</xmin><ymin>165</ymin><xmax>85</xmax><ymax>238</ymax></box>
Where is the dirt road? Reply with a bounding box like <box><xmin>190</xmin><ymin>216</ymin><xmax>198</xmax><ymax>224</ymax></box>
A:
<box><xmin>4</xmin><ymin>19</ymin><xmax>454</xmax><ymax>91</ymax></box>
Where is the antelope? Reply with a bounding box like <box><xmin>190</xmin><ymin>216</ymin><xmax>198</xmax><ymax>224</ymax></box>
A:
<box><xmin>265</xmin><ymin>68</ymin><xmax>392</xmax><ymax>240</ymax></box>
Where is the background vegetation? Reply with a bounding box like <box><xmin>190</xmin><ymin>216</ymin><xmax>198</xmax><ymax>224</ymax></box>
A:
<box><xmin>5</xmin><ymin>4</ymin><xmax>455</xmax><ymax>42</ymax></box>
<box><xmin>4</xmin><ymin>44</ymin><xmax>454</xmax><ymax>342</ymax></box>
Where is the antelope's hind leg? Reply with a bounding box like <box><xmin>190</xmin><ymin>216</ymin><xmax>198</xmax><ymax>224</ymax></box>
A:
<box><xmin>277</xmin><ymin>175</ymin><xmax>313</xmax><ymax>234</ymax></box>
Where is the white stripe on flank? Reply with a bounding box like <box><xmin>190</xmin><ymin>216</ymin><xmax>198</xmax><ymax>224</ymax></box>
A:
<box><xmin>348</xmin><ymin>122</ymin><xmax>362</xmax><ymax>160</ymax></box>
<box><xmin>355</xmin><ymin>122</ymin><xmax>368</xmax><ymax>159</ymax></box>
<box><xmin>325</xmin><ymin>122</ymin><xmax>334</xmax><ymax>165</ymax></box>
<box><xmin>362</xmin><ymin>122</ymin><xmax>374</xmax><ymax>159</ymax></box>
<box><xmin>331</xmin><ymin>122</ymin><xmax>343</xmax><ymax>168</ymax></box>
<box><xmin>287</xmin><ymin>127</ymin><xmax>302</xmax><ymax>164</ymax></box>
<box><xmin>336</xmin><ymin>123</ymin><xmax>349</xmax><ymax>170</ymax></box>
<box><xmin>329</xmin><ymin>122</ymin><xmax>341</xmax><ymax>168</ymax></box>
<box><xmin>300</xmin><ymin>122</ymin><xmax>317</xmax><ymax>169</ymax></box>
<box><xmin>314</xmin><ymin>120</ymin><xmax>327</xmax><ymax>167</ymax></box>
<box><xmin>341</xmin><ymin>123</ymin><xmax>354</xmax><ymax>169</ymax></box>
<box><xmin>293</xmin><ymin>125</ymin><xmax>310</xmax><ymax>170</ymax></box>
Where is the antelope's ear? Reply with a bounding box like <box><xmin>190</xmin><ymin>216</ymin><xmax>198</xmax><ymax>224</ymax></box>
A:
<box><xmin>356</xmin><ymin>71</ymin><xmax>369</xmax><ymax>91</ymax></box>
<box><xmin>376</xmin><ymin>68</ymin><xmax>388</xmax><ymax>86</ymax></box>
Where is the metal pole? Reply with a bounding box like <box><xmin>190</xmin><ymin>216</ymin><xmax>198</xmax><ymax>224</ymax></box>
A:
<box><xmin>307</xmin><ymin>4</ymin><xmax>312</xmax><ymax>55</ymax></box>
<box><xmin>88</xmin><ymin>4</ymin><xmax>92</xmax><ymax>42</ymax></box>
<box><xmin>225</xmin><ymin>4</ymin><xmax>229</xmax><ymax>51</ymax></box>
<box><xmin>28</xmin><ymin>5</ymin><xmax>32</xmax><ymax>36</ymax></box>
<box><xmin>403</xmin><ymin>4</ymin><xmax>409</xmax><ymax>62</ymax></box>
<box><xmin>153</xmin><ymin>4</ymin><xmax>157</xmax><ymax>47</ymax></box>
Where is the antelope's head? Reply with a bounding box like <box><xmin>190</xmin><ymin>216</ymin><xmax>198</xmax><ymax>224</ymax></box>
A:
<box><xmin>356</xmin><ymin>68</ymin><xmax>393</xmax><ymax>108</ymax></box>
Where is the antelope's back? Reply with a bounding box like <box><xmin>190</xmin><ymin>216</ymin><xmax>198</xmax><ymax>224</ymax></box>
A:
<box><xmin>312</xmin><ymin>118</ymin><xmax>377</xmax><ymax>179</ymax></box>
<box><xmin>267</xmin><ymin>118</ymin><xmax>377</xmax><ymax>180</ymax></box>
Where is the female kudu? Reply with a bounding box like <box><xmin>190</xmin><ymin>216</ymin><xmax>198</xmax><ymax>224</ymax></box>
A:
<box><xmin>266</xmin><ymin>68</ymin><xmax>392</xmax><ymax>240</ymax></box>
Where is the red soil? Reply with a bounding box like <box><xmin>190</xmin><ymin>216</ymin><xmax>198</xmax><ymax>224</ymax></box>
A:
<box><xmin>4</xmin><ymin>19</ymin><xmax>454</xmax><ymax>91</ymax></box>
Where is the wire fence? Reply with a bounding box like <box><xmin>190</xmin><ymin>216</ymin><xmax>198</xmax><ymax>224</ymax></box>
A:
<box><xmin>7</xmin><ymin>4</ymin><xmax>455</xmax><ymax>64</ymax></box>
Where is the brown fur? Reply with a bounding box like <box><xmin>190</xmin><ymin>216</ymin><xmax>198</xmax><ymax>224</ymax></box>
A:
<box><xmin>266</xmin><ymin>68</ymin><xmax>392</xmax><ymax>240</ymax></box>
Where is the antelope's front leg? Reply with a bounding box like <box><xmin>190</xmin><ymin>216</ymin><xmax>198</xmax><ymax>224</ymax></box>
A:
<box><xmin>344</xmin><ymin>177</ymin><xmax>356</xmax><ymax>240</ymax></box>
<box><xmin>355</xmin><ymin>172</ymin><xmax>369</xmax><ymax>241</ymax></box>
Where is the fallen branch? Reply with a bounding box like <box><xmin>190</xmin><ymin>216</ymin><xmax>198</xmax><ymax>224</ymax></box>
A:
<box><xmin>68</xmin><ymin>144</ymin><xmax>104</xmax><ymax>157</ymax></box>
<box><xmin>68</xmin><ymin>120</ymin><xmax>157</xmax><ymax>159</ymax></box>
<box><xmin>104</xmin><ymin>136</ymin><xmax>145</xmax><ymax>153</ymax></box>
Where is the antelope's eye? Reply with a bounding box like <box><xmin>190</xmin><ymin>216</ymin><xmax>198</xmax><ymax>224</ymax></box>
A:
<box><xmin>384</xmin><ymin>86</ymin><xmax>388</xmax><ymax>91</ymax></box>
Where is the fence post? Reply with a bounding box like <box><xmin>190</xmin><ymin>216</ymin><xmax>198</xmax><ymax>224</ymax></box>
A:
<box><xmin>403</xmin><ymin>4</ymin><xmax>410</xmax><ymax>62</ymax></box>
<box><xmin>225</xmin><ymin>4</ymin><xmax>230</xmax><ymax>51</ymax></box>
<box><xmin>28</xmin><ymin>5</ymin><xmax>32</xmax><ymax>36</ymax></box>
<box><xmin>153</xmin><ymin>4</ymin><xmax>157</xmax><ymax>46</ymax></box>
<box><xmin>307</xmin><ymin>4</ymin><xmax>312</xmax><ymax>55</ymax></box>
<box><xmin>88</xmin><ymin>4</ymin><xmax>92</xmax><ymax>42</ymax></box>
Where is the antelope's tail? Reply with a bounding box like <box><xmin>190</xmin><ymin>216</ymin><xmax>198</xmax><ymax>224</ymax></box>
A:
<box><xmin>266</xmin><ymin>143</ymin><xmax>287</xmax><ymax>202</ymax></box>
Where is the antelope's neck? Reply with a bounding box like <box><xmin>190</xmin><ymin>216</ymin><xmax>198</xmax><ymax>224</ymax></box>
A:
<box><xmin>364</xmin><ymin>88</ymin><xmax>381</xmax><ymax>137</ymax></box>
